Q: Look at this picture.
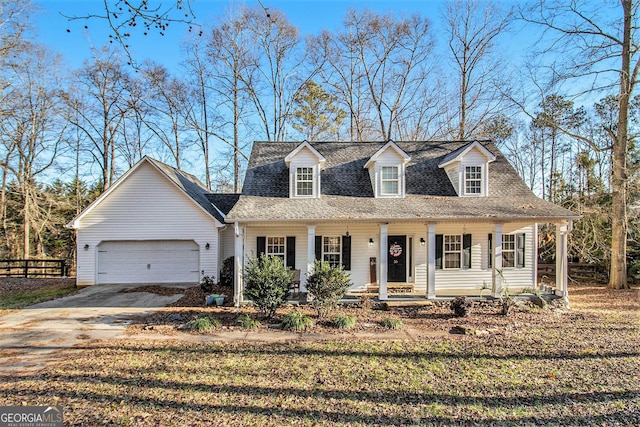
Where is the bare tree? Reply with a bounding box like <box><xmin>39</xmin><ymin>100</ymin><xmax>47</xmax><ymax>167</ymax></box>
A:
<box><xmin>140</xmin><ymin>62</ymin><xmax>189</xmax><ymax>169</ymax></box>
<box><xmin>444</xmin><ymin>0</ymin><xmax>512</xmax><ymax>140</ymax></box>
<box><xmin>205</xmin><ymin>7</ymin><xmax>258</xmax><ymax>190</ymax></box>
<box><xmin>181</xmin><ymin>36</ymin><xmax>214</xmax><ymax>189</ymax></box>
<box><xmin>523</xmin><ymin>0</ymin><xmax>638</xmax><ymax>289</ymax></box>
<box><xmin>243</xmin><ymin>6</ymin><xmax>309</xmax><ymax>142</ymax></box>
<box><xmin>0</xmin><ymin>43</ymin><xmax>67</xmax><ymax>257</ymax></box>
<box><xmin>61</xmin><ymin>0</ymin><xmax>200</xmax><ymax>67</ymax></box>
<box><xmin>67</xmin><ymin>46</ymin><xmax>132</xmax><ymax>191</ymax></box>
<box><xmin>310</xmin><ymin>9</ymin><xmax>436</xmax><ymax>141</ymax></box>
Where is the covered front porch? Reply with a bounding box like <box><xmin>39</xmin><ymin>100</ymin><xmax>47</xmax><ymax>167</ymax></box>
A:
<box><xmin>232</xmin><ymin>220</ymin><xmax>571</xmax><ymax>306</ymax></box>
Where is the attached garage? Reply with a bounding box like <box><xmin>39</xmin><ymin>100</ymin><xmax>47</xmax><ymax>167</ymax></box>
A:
<box><xmin>97</xmin><ymin>240</ymin><xmax>200</xmax><ymax>284</ymax></box>
<box><xmin>68</xmin><ymin>157</ymin><xmax>239</xmax><ymax>287</ymax></box>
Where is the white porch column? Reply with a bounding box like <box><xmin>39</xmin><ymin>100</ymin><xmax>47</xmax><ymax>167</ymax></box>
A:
<box><xmin>379</xmin><ymin>223</ymin><xmax>388</xmax><ymax>300</ymax></box>
<box><xmin>307</xmin><ymin>225</ymin><xmax>316</xmax><ymax>288</ymax></box>
<box><xmin>492</xmin><ymin>224</ymin><xmax>503</xmax><ymax>297</ymax></box>
<box><xmin>233</xmin><ymin>222</ymin><xmax>244</xmax><ymax>307</ymax></box>
<box><xmin>427</xmin><ymin>224</ymin><xmax>436</xmax><ymax>299</ymax></box>
<box><xmin>556</xmin><ymin>222</ymin><xmax>569</xmax><ymax>307</ymax></box>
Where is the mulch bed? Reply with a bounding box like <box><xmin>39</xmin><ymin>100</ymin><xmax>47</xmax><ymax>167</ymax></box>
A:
<box><xmin>126</xmin><ymin>284</ymin><xmax>573</xmax><ymax>336</ymax></box>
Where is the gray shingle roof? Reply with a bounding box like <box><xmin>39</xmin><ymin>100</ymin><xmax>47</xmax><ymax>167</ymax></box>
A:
<box><xmin>146</xmin><ymin>157</ymin><xmax>231</xmax><ymax>224</ymax></box>
<box><xmin>226</xmin><ymin>141</ymin><xmax>579</xmax><ymax>223</ymax></box>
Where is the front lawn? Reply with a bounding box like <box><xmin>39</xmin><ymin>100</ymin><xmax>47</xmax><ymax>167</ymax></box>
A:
<box><xmin>0</xmin><ymin>278</ymin><xmax>77</xmax><ymax>309</ymax></box>
<box><xmin>0</xmin><ymin>284</ymin><xmax>638</xmax><ymax>426</ymax></box>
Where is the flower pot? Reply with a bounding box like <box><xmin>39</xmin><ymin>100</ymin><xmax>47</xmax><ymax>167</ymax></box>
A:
<box><xmin>215</xmin><ymin>296</ymin><xmax>225</xmax><ymax>306</ymax></box>
<box><xmin>205</xmin><ymin>295</ymin><xmax>216</xmax><ymax>306</ymax></box>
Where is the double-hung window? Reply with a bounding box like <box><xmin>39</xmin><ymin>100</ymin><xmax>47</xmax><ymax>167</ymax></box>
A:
<box><xmin>464</xmin><ymin>166</ymin><xmax>482</xmax><ymax>195</ymax></box>
<box><xmin>296</xmin><ymin>167</ymin><xmax>314</xmax><ymax>196</ymax></box>
<box><xmin>322</xmin><ymin>236</ymin><xmax>341</xmax><ymax>268</ymax></box>
<box><xmin>381</xmin><ymin>166</ymin><xmax>399</xmax><ymax>195</ymax></box>
<box><xmin>267</xmin><ymin>237</ymin><xmax>286</xmax><ymax>262</ymax></box>
<box><xmin>444</xmin><ymin>235</ymin><xmax>462</xmax><ymax>269</ymax></box>
<box><xmin>502</xmin><ymin>234</ymin><xmax>515</xmax><ymax>268</ymax></box>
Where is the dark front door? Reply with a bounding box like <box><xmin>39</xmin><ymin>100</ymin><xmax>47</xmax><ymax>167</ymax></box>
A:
<box><xmin>387</xmin><ymin>235</ymin><xmax>407</xmax><ymax>282</ymax></box>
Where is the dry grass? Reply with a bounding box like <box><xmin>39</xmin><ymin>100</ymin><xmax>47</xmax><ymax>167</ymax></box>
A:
<box><xmin>0</xmin><ymin>278</ymin><xmax>77</xmax><ymax>309</ymax></box>
<box><xmin>0</xmin><ymin>283</ymin><xmax>638</xmax><ymax>426</ymax></box>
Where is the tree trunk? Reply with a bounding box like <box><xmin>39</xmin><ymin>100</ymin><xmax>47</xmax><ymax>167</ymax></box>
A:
<box><xmin>609</xmin><ymin>0</ymin><xmax>631</xmax><ymax>290</ymax></box>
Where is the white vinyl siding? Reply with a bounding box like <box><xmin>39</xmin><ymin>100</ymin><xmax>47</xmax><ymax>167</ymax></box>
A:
<box><xmin>241</xmin><ymin>222</ymin><xmax>537</xmax><ymax>297</ymax></box>
<box><xmin>75</xmin><ymin>161</ymin><xmax>220</xmax><ymax>286</ymax></box>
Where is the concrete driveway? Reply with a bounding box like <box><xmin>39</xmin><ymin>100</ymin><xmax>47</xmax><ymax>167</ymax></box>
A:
<box><xmin>0</xmin><ymin>283</ymin><xmax>193</xmax><ymax>373</ymax></box>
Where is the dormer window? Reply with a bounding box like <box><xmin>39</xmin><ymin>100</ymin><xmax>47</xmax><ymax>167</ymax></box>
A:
<box><xmin>296</xmin><ymin>167</ymin><xmax>314</xmax><ymax>196</ymax></box>
<box><xmin>464</xmin><ymin>166</ymin><xmax>482</xmax><ymax>195</ymax></box>
<box><xmin>285</xmin><ymin>141</ymin><xmax>325</xmax><ymax>199</ymax></box>
<box><xmin>438</xmin><ymin>141</ymin><xmax>496</xmax><ymax>197</ymax></box>
<box><xmin>381</xmin><ymin>166</ymin><xmax>399</xmax><ymax>195</ymax></box>
<box><xmin>364</xmin><ymin>141</ymin><xmax>411</xmax><ymax>198</ymax></box>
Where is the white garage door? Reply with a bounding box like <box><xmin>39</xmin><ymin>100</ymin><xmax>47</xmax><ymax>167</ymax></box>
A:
<box><xmin>97</xmin><ymin>240</ymin><xmax>200</xmax><ymax>284</ymax></box>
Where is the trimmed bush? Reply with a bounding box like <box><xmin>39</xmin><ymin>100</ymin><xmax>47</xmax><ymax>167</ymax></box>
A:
<box><xmin>381</xmin><ymin>317</ymin><xmax>404</xmax><ymax>330</ymax></box>
<box><xmin>451</xmin><ymin>296</ymin><xmax>474</xmax><ymax>317</ymax></box>
<box><xmin>220</xmin><ymin>256</ymin><xmax>235</xmax><ymax>287</ymax></box>
<box><xmin>244</xmin><ymin>254</ymin><xmax>292</xmax><ymax>318</ymax></box>
<box><xmin>305</xmin><ymin>260</ymin><xmax>353</xmax><ymax>318</ymax></box>
<box><xmin>281</xmin><ymin>311</ymin><xmax>314</xmax><ymax>331</ymax></box>
<box><xmin>237</xmin><ymin>314</ymin><xmax>261</xmax><ymax>329</ymax></box>
<box><xmin>331</xmin><ymin>313</ymin><xmax>357</xmax><ymax>329</ymax></box>
<box><xmin>185</xmin><ymin>315</ymin><xmax>220</xmax><ymax>332</ymax></box>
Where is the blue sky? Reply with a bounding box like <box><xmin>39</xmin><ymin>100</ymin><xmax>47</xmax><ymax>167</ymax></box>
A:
<box><xmin>35</xmin><ymin>0</ymin><xmax>498</xmax><ymax>72</ymax></box>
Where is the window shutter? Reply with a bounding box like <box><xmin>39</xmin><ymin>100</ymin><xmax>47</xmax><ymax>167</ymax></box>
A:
<box><xmin>257</xmin><ymin>236</ymin><xmax>266</xmax><ymax>257</ymax></box>
<box><xmin>315</xmin><ymin>236</ymin><xmax>322</xmax><ymax>261</ymax></box>
<box><xmin>488</xmin><ymin>233</ymin><xmax>492</xmax><ymax>268</ymax></box>
<box><xmin>342</xmin><ymin>235</ymin><xmax>352</xmax><ymax>271</ymax></box>
<box><xmin>435</xmin><ymin>234</ymin><xmax>443</xmax><ymax>269</ymax></box>
<box><xmin>516</xmin><ymin>233</ymin><xmax>526</xmax><ymax>268</ymax></box>
<box><xmin>286</xmin><ymin>236</ymin><xmax>296</xmax><ymax>269</ymax></box>
<box><xmin>463</xmin><ymin>234</ymin><xmax>472</xmax><ymax>269</ymax></box>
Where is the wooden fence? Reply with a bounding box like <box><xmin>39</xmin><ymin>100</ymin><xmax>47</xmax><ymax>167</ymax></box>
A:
<box><xmin>0</xmin><ymin>259</ymin><xmax>68</xmax><ymax>278</ymax></box>
<box><xmin>538</xmin><ymin>263</ymin><xmax>608</xmax><ymax>284</ymax></box>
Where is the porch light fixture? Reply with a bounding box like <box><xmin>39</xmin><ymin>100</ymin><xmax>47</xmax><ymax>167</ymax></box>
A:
<box><xmin>369</xmin><ymin>238</ymin><xmax>374</xmax><ymax>247</ymax></box>
<box><xmin>84</xmin><ymin>244</ymin><xmax>89</xmax><ymax>250</ymax></box>
<box><xmin>205</xmin><ymin>243</ymin><xmax>210</xmax><ymax>250</ymax></box>
<box><xmin>420</xmin><ymin>237</ymin><xmax>426</xmax><ymax>246</ymax></box>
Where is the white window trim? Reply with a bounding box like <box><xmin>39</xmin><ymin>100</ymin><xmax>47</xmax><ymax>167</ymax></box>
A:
<box><xmin>443</xmin><ymin>234</ymin><xmax>462</xmax><ymax>269</ymax></box>
<box><xmin>290</xmin><ymin>164</ymin><xmax>319</xmax><ymax>198</ymax></box>
<box><xmin>375</xmin><ymin>164</ymin><xmax>405</xmax><ymax>198</ymax></box>
<box><xmin>381</xmin><ymin>166</ymin><xmax>400</xmax><ymax>196</ymax></box>
<box><xmin>266</xmin><ymin>236</ymin><xmax>286</xmax><ymax>260</ymax></box>
<box><xmin>502</xmin><ymin>234</ymin><xmax>516</xmax><ymax>268</ymax></box>
<box><xmin>322</xmin><ymin>236</ymin><xmax>342</xmax><ymax>268</ymax></box>
<box><xmin>295</xmin><ymin>166</ymin><xmax>314</xmax><ymax>197</ymax></box>
<box><xmin>461</xmin><ymin>164</ymin><xmax>485</xmax><ymax>196</ymax></box>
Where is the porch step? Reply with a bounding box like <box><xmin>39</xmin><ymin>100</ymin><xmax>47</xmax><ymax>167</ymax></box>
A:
<box><xmin>365</xmin><ymin>283</ymin><xmax>415</xmax><ymax>294</ymax></box>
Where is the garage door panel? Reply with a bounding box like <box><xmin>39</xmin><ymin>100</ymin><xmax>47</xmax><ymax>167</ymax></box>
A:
<box><xmin>98</xmin><ymin>240</ymin><xmax>199</xmax><ymax>284</ymax></box>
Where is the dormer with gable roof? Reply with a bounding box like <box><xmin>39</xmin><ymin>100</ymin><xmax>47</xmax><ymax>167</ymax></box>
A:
<box><xmin>364</xmin><ymin>141</ymin><xmax>411</xmax><ymax>198</ymax></box>
<box><xmin>285</xmin><ymin>141</ymin><xmax>326</xmax><ymax>199</ymax></box>
<box><xmin>438</xmin><ymin>140</ymin><xmax>496</xmax><ymax>197</ymax></box>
